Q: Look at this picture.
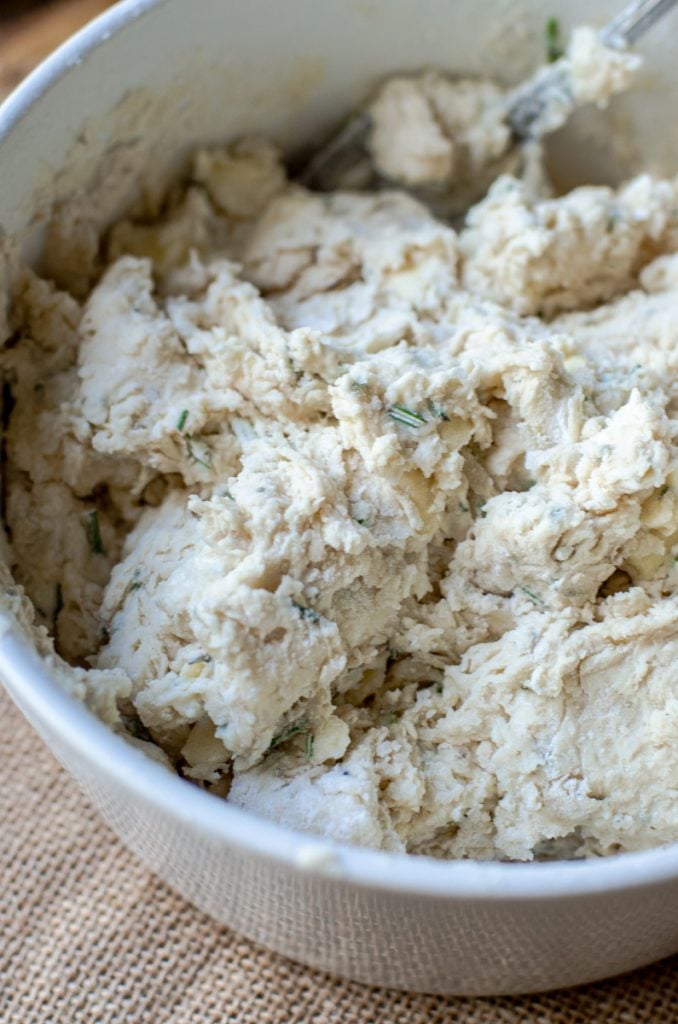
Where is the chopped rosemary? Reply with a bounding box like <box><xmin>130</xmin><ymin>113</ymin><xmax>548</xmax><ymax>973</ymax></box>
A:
<box><xmin>176</xmin><ymin>409</ymin><xmax>189</xmax><ymax>432</ymax></box>
<box><xmin>185</xmin><ymin>435</ymin><xmax>212</xmax><ymax>470</ymax></box>
<box><xmin>292</xmin><ymin>600</ymin><xmax>321</xmax><ymax>623</ymax></box>
<box><xmin>428</xmin><ymin>400</ymin><xmax>449</xmax><ymax>421</ymax></box>
<box><xmin>288</xmin><ymin>355</ymin><xmax>303</xmax><ymax>381</ymax></box>
<box><xmin>269</xmin><ymin>720</ymin><xmax>309</xmax><ymax>750</ymax></box>
<box><xmin>129</xmin><ymin>569</ymin><xmax>144</xmax><ymax>592</ymax></box>
<box><xmin>305</xmin><ymin>732</ymin><xmax>315</xmax><ymax>760</ymax></box>
<box><xmin>85</xmin><ymin>510</ymin><xmax>105</xmax><ymax>555</ymax></box>
<box><xmin>121</xmin><ymin>714</ymin><xmax>153</xmax><ymax>743</ymax></box>
<box><xmin>388</xmin><ymin>404</ymin><xmax>427</xmax><ymax>428</ymax></box>
<box><xmin>519</xmin><ymin>585</ymin><xmax>544</xmax><ymax>606</ymax></box>
<box><xmin>545</xmin><ymin>16</ymin><xmax>563</xmax><ymax>62</ymax></box>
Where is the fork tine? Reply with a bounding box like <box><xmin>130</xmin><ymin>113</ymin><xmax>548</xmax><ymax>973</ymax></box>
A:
<box><xmin>298</xmin><ymin>111</ymin><xmax>372</xmax><ymax>190</ymax></box>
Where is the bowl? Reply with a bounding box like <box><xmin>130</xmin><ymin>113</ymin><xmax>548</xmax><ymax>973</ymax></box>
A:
<box><xmin>1</xmin><ymin>0</ymin><xmax>678</xmax><ymax>996</ymax></box>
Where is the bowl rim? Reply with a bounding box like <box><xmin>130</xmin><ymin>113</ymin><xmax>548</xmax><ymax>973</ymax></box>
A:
<box><xmin>1</xmin><ymin>0</ymin><xmax>678</xmax><ymax>903</ymax></box>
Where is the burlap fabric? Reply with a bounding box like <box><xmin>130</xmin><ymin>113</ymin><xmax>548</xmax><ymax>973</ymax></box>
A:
<box><xmin>0</xmin><ymin>687</ymin><xmax>676</xmax><ymax>1023</ymax></box>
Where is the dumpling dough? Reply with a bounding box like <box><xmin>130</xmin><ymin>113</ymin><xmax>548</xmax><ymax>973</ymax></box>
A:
<box><xmin>2</xmin><ymin>30</ymin><xmax>678</xmax><ymax>861</ymax></box>
<box><xmin>366</xmin><ymin>26</ymin><xmax>640</xmax><ymax>196</ymax></box>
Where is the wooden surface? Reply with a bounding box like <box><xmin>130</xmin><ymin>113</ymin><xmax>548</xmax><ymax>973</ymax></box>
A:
<box><xmin>0</xmin><ymin>0</ymin><xmax>114</xmax><ymax>100</ymax></box>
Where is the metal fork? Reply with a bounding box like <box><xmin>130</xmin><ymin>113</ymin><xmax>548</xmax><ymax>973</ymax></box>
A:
<box><xmin>299</xmin><ymin>0</ymin><xmax>678</xmax><ymax>195</ymax></box>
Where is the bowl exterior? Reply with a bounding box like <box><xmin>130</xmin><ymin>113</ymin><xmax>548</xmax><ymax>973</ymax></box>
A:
<box><xmin>4</xmin><ymin>648</ymin><xmax>678</xmax><ymax>996</ymax></box>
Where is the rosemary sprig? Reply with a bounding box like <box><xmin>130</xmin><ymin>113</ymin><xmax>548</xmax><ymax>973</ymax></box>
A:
<box><xmin>85</xmin><ymin>510</ymin><xmax>105</xmax><ymax>555</ymax></box>
<box><xmin>269</xmin><ymin>720</ymin><xmax>310</xmax><ymax>751</ymax></box>
<box><xmin>427</xmin><ymin>400</ymin><xmax>449</xmax><ymax>421</ymax></box>
<box><xmin>292</xmin><ymin>601</ymin><xmax>321</xmax><ymax>623</ymax></box>
<box><xmin>545</xmin><ymin>16</ymin><xmax>563</xmax><ymax>62</ymax></box>
<box><xmin>388</xmin><ymin>404</ymin><xmax>427</xmax><ymax>428</ymax></box>
<box><xmin>519</xmin><ymin>585</ymin><xmax>544</xmax><ymax>606</ymax></box>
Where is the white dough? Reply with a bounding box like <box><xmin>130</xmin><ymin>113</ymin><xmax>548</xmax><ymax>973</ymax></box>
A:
<box><xmin>2</xmin><ymin>30</ymin><xmax>677</xmax><ymax>861</ymax></box>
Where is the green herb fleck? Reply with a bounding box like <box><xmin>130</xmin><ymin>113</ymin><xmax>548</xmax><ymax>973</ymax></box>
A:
<box><xmin>287</xmin><ymin>355</ymin><xmax>303</xmax><ymax>381</ymax></box>
<box><xmin>305</xmin><ymin>732</ymin><xmax>315</xmax><ymax>760</ymax></box>
<box><xmin>351</xmin><ymin>380</ymin><xmax>368</xmax><ymax>391</ymax></box>
<box><xmin>518</xmin><ymin>585</ymin><xmax>544</xmax><ymax>606</ymax></box>
<box><xmin>606</xmin><ymin>210</ymin><xmax>620</xmax><ymax>232</ymax></box>
<box><xmin>85</xmin><ymin>510</ymin><xmax>105</xmax><ymax>555</ymax></box>
<box><xmin>292</xmin><ymin>600</ymin><xmax>321</xmax><ymax>623</ymax></box>
<box><xmin>129</xmin><ymin>570</ymin><xmax>144</xmax><ymax>592</ymax></box>
<box><xmin>458</xmin><ymin>500</ymin><xmax>469</xmax><ymax>513</ymax></box>
<box><xmin>545</xmin><ymin>16</ymin><xmax>563</xmax><ymax>62</ymax></box>
<box><xmin>121</xmin><ymin>714</ymin><xmax>153</xmax><ymax>743</ymax></box>
<box><xmin>435</xmin><ymin>684</ymin><xmax>444</xmax><ymax>694</ymax></box>
<box><xmin>176</xmin><ymin>409</ymin><xmax>189</xmax><ymax>432</ymax></box>
<box><xmin>269</xmin><ymin>720</ymin><xmax>309</xmax><ymax>751</ymax></box>
<box><xmin>388</xmin><ymin>404</ymin><xmax>427</xmax><ymax>428</ymax></box>
<box><xmin>428</xmin><ymin>400</ymin><xmax>449</xmax><ymax>421</ymax></box>
<box><xmin>185</xmin><ymin>435</ymin><xmax>212</xmax><ymax>470</ymax></box>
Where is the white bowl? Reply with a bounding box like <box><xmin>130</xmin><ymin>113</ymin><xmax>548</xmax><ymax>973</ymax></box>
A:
<box><xmin>1</xmin><ymin>0</ymin><xmax>678</xmax><ymax>996</ymax></box>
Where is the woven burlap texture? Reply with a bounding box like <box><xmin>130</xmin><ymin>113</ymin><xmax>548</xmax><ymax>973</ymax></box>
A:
<box><xmin>1</xmin><ymin>686</ymin><xmax>676</xmax><ymax>1024</ymax></box>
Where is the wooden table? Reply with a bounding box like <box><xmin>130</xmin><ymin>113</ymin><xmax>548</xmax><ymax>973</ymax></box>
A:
<box><xmin>0</xmin><ymin>0</ymin><xmax>114</xmax><ymax>100</ymax></box>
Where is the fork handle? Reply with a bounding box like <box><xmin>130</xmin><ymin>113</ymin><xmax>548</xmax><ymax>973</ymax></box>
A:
<box><xmin>601</xmin><ymin>0</ymin><xmax>678</xmax><ymax>47</ymax></box>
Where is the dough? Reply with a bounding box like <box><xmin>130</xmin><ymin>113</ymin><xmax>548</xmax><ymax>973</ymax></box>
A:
<box><xmin>2</xmin><ymin>26</ymin><xmax>677</xmax><ymax>861</ymax></box>
<box><xmin>366</xmin><ymin>26</ymin><xmax>640</xmax><ymax>195</ymax></box>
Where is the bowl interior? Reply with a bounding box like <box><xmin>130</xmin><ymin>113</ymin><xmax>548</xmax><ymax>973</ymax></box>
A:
<box><xmin>2</xmin><ymin>0</ymin><xmax>678</xmax><ymax>272</ymax></box>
